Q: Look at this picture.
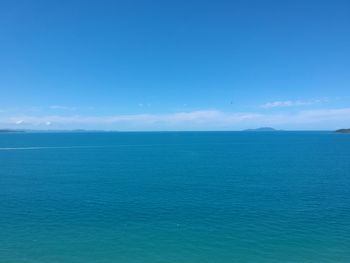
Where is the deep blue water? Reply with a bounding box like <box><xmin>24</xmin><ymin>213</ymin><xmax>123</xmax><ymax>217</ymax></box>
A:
<box><xmin>0</xmin><ymin>131</ymin><xmax>350</xmax><ymax>263</ymax></box>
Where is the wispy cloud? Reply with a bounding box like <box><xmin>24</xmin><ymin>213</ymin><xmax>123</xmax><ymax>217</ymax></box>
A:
<box><xmin>15</xmin><ymin>120</ymin><xmax>24</xmax><ymax>125</ymax></box>
<box><xmin>49</xmin><ymin>105</ymin><xmax>76</xmax><ymax>111</ymax></box>
<box><xmin>2</xmin><ymin>107</ymin><xmax>350</xmax><ymax>130</ymax></box>
<box><xmin>261</xmin><ymin>98</ymin><xmax>327</xmax><ymax>108</ymax></box>
<box><xmin>138</xmin><ymin>103</ymin><xmax>152</xmax><ymax>107</ymax></box>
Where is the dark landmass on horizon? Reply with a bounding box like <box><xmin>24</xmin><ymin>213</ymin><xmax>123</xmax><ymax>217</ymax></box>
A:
<box><xmin>243</xmin><ymin>127</ymin><xmax>281</xmax><ymax>132</ymax></box>
<box><xmin>335</xmin><ymin>128</ymin><xmax>350</xmax><ymax>134</ymax></box>
<box><xmin>0</xmin><ymin>129</ymin><xmax>25</xmax><ymax>133</ymax></box>
<box><xmin>0</xmin><ymin>129</ymin><xmax>115</xmax><ymax>133</ymax></box>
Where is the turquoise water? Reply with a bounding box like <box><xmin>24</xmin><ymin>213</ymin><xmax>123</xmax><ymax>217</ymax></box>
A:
<box><xmin>1</xmin><ymin>132</ymin><xmax>350</xmax><ymax>263</ymax></box>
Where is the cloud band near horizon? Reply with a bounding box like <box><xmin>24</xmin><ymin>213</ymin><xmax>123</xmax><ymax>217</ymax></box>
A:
<box><xmin>1</xmin><ymin>108</ymin><xmax>350</xmax><ymax>131</ymax></box>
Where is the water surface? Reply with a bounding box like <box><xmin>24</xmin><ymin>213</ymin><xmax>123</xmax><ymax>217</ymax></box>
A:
<box><xmin>1</xmin><ymin>132</ymin><xmax>350</xmax><ymax>262</ymax></box>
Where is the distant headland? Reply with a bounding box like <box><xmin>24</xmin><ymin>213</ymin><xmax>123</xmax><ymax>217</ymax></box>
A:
<box><xmin>0</xmin><ymin>129</ymin><xmax>117</xmax><ymax>133</ymax></box>
<box><xmin>335</xmin><ymin>128</ymin><xmax>350</xmax><ymax>134</ymax></box>
<box><xmin>243</xmin><ymin>127</ymin><xmax>280</xmax><ymax>132</ymax></box>
<box><xmin>0</xmin><ymin>129</ymin><xmax>25</xmax><ymax>133</ymax></box>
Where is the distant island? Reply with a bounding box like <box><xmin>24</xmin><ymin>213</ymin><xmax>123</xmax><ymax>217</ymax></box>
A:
<box><xmin>0</xmin><ymin>129</ymin><xmax>116</xmax><ymax>133</ymax></box>
<box><xmin>243</xmin><ymin>127</ymin><xmax>279</xmax><ymax>132</ymax></box>
<box><xmin>0</xmin><ymin>129</ymin><xmax>25</xmax><ymax>133</ymax></box>
<box><xmin>335</xmin><ymin>128</ymin><xmax>350</xmax><ymax>134</ymax></box>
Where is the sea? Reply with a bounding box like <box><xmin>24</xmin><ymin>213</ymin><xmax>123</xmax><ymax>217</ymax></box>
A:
<box><xmin>0</xmin><ymin>131</ymin><xmax>350</xmax><ymax>263</ymax></box>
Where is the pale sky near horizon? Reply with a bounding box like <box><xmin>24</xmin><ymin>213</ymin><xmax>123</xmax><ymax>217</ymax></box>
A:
<box><xmin>1</xmin><ymin>0</ymin><xmax>350</xmax><ymax>130</ymax></box>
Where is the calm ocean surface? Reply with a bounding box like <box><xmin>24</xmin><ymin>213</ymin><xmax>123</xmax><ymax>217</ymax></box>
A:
<box><xmin>1</xmin><ymin>132</ymin><xmax>350</xmax><ymax>263</ymax></box>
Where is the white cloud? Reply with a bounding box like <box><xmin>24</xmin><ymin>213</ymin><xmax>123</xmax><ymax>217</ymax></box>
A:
<box><xmin>15</xmin><ymin>120</ymin><xmax>24</xmax><ymax>125</ymax></box>
<box><xmin>138</xmin><ymin>103</ymin><xmax>151</xmax><ymax>107</ymax></box>
<box><xmin>261</xmin><ymin>98</ymin><xmax>327</xmax><ymax>108</ymax></box>
<box><xmin>2</xmin><ymin>107</ymin><xmax>350</xmax><ymax>130</ymax></box>
<box><xmin>49</xmin><ymin>105</ymin><xmax>76</xmax><ymax>111</ymax></box>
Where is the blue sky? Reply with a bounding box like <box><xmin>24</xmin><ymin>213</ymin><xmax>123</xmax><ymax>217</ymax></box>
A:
<box><xmin>1</xmin><ymin>0</ymin><xmax>349</xmax><ymax>130</ymax></box>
